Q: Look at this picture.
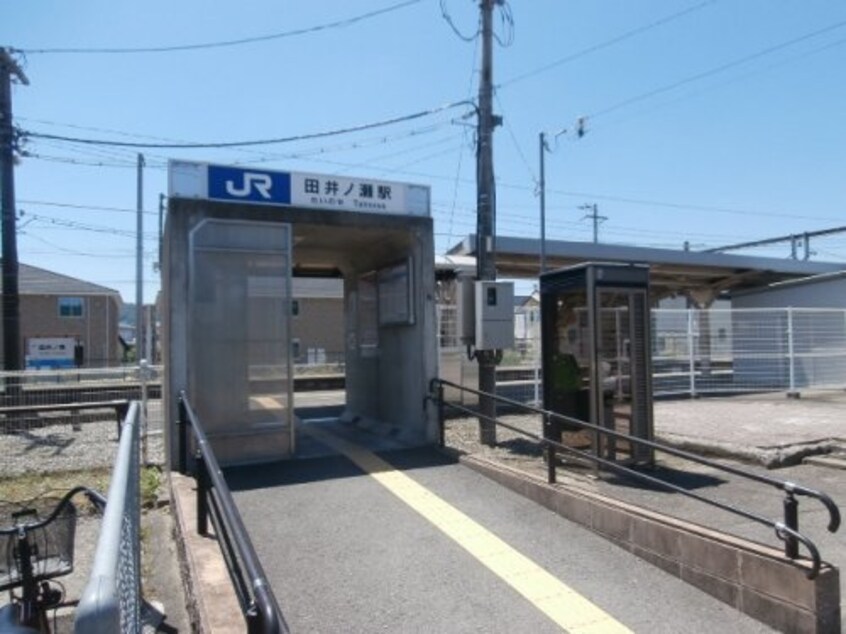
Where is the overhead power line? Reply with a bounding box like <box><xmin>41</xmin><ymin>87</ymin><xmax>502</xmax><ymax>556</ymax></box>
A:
<box><xmin>704</xmin><ymin>226</ymin><xmax>846</xmax><ymax>254</ymax></box>
<box><xmin>21</xmin><ymin>100</ymin><xmax>473</xmax><ymax>149</ymax></box>
<box><xmin>20</xmin><ymin>199</ymin><xmax>158</xmax><ymax>216</ymax></box>
<box><xmin>27</xmin><ymin>212</ymin><xmax>159</xmax><ymax>239</ymax></box>
<box><xmin>590</xmin><ymin>17</ymin><xmax>846</xmax><ymax>119</ymax></box>
<box><xmin>15</xmin><ymin>0</ymin><xmax>422</xmax><ymax>55</ymax></box>
<box><xmin>499</xmin><ymin>0</ymin><xmax>717</xmax><ymax>88</ymax></box>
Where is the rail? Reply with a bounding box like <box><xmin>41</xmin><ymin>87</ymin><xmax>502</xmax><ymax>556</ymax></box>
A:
<box><xmin>429</xmin><ymin>378</ymin><xmax>841</xmax><ymax>580</ymax></box>
<box><xmin>177</xmin><ymin>392</ymin><xmax>288</xmax><ymax>634</ymax></box>
<box><xmin>74</xmin><ymin>401</ymin><xmax>142</xmax><ymax>633</ymax></box>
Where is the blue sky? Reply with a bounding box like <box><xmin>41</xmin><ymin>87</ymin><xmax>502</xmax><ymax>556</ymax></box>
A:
<box><xmin>4</xmin><ymin>0</ymin><xmax>846</xmax><ymax>303</ymax></box>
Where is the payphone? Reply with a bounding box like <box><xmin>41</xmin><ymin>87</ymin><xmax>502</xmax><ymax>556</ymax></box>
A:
<box><xmin>540</xmin><ymin>263</ymin><xmax>654</xmax><ymax>466</ymax></box>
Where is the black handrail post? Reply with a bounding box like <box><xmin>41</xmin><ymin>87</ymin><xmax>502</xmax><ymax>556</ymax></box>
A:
<box><xmin>246</xmin><ymin>604</ymin><xmax>259</xmax><ymax>634</ymax></box>
<box><xmin>178</xmin><ymin>393</ymin><xmax>188</xmax><ymax>475</ymax></box>
<box><xmin>544</xmin><ymin>413</ymin><xmax>556</xmax><ymax>484</ymax></box>
<box><xmin>196</xmin><ymin>451</ymin><xmax>209</xmax><ymax>537</ymax></box>
<box><xmin>432</xmin><ymin>377</ymin><xmax>841</xmax><ymax>580</ymax></box>
<box><xmin>437</xmin><ymin>381</ymin><xmax>445</xmax><ymax>448</ymax></box>
<box><xmin>783</xmin><ymin>492</ymin><xmax>799</xmax><ymax>559</ymax></box>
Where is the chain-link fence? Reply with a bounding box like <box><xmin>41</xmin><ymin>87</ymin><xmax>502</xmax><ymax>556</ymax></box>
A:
<box><xmin>0</xmin><ymin>365</ymin><xmax>163</xmax><ymax>477</ymax></box>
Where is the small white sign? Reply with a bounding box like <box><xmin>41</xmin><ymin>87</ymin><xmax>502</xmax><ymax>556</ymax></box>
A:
<box><xmin>26</xmin><ymin>337</ymin><xmax>76</xmax><ymax>369</ymax></box>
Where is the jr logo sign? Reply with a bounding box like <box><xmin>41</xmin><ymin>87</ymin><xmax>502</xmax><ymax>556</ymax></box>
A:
<box><xmin>225</xmin><ymin>172</ymin><xmax>273</xmax><ymax>199</ymax></box>
<box><xmin>208</xmin><ymin>165</ymin><xmax>292</xmax><ymax>205</ymax></box>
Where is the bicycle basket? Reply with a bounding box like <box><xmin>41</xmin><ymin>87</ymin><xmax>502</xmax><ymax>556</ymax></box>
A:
<box><xmin>0</xmin><ymin>497</ymin><xmax>77</xmax><ymax>592</ymax></box>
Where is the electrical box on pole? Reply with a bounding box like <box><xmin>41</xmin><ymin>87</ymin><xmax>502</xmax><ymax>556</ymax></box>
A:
<box><xmin>458</xmin><ymin>279</ymin><xmax>515</xmax><ymax>350</ymax></box>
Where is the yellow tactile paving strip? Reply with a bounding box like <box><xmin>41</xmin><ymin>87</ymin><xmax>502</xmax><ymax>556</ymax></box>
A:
<box><xmin>304</xmin><ymin>425</ymin><xmax>632</xmax><ymax>634</ymax></box>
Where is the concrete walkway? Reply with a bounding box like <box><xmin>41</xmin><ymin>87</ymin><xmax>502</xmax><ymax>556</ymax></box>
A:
<box><xmin>170</xmin><ymin>389</ymin><xmax>845</xmax><ymax>632</ymax></box>
<box><xmin>654</xmin><ymin>390</ymin><xmax>846</xmax><ymax>467</ymax></box>
<box><xmin>224</xmin><ymin>434</ymin><xmax>771</xmax><ymax>633</ymax></box>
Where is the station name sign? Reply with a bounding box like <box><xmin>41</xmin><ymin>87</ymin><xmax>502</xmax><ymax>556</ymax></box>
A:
<box><xmin>169</xmin><ymin>160</ymin><xmax>430</xmax><ymax>217</ymax></box>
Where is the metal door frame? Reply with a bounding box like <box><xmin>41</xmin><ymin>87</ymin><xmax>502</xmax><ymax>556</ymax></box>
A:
<box><xmin>187</xmin><ymin>217</ymin><xmax>295</xmax><ymax>460</ymax></box>
<box><xmin>592</xmin><ymin>285</ymin><xmax>652</xmax><ymax>463</ymax></box>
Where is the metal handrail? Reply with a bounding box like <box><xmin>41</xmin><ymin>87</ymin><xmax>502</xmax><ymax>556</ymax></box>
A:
<box><xmin>75</xmin><ymin>401</ymin><xmax>141</xmax><ymax>633</ymax></box>
<box><xmin>430</xmin><ymin>377</ymin><xmax>841</xmax><ymax>579</ymax></box>
<box><xmin>177</xmin><ymin>392</ymin><xmax>288</xmax><ymax>634</ymax></box>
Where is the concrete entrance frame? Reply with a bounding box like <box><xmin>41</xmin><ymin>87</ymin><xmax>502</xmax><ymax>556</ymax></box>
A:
<box><xmin>162</xmin><ymin>161</ymin><xmax>439</xmax><ymax>468</ymax></box>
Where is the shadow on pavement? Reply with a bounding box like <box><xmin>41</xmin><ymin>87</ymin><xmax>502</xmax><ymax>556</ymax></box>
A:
<box><xmin>602</xmin><ymin>464</ymin><xmax>727</xmax><ymax>492</ymax></box>
<box><xmin>225</xmin><ymin>446</ymin><xmax>458</xmax><ymax>492</ymax></box>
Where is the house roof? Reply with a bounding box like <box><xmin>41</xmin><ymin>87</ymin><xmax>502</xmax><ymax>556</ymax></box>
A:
<box><xmin>16</xmin><ymin>262</ymin><xmax>121</xmax><ymax>297</ymax></box>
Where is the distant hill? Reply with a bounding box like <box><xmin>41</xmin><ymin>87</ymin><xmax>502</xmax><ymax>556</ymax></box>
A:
<box><xmin>121</xmin><ymin>303</ymin><xmax>136</xmax><ymax>326</ymax></box>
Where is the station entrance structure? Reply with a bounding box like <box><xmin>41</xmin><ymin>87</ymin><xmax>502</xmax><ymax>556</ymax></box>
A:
<box><xmin>162</xmin><ymin>161</ymin><xmax>438</xmax><ymax>467</ymax></box>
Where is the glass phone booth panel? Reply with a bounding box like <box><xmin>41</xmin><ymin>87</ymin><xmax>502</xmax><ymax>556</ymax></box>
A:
<box><xmin>188</xmin><ymin>219</ymin><xmax>294</xmax><ymax>465</ymax></box>
<box><xmin>541</xmin><ymin>263</ymin><xmax>654</xmax><ymax>466</ymax></box>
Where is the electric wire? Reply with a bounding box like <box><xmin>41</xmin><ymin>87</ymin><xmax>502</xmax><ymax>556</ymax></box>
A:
<box><xmin>21</xmin><ymin>115</ymin><xmax>463</xmax><ymax>170</ymax></box>
<box><xmin>446</xmin><ymin>39</ymin><xmax>480</xmax><ymax>249</ymax></box>
<box><xmin>15</xmin><ymin>0</ymin><xmax>422</xmax><ymax>55</ymax></box>
<box><xmin>584</xmin><ymin>33</ymin><xmax>846</xmax><ymax>134</ymax></box>
<box><xmin>440</xmin><ymin>0</ymin><xmax>480</xmax><ymax>42</ymax></box>
<box><xmin>21</xmin><ymin>100</ymin><xmax>474</xmax><ymax>149</ymax></box>
<box><xmin>22</xmin><ymin>233</ymin><xmax>143</xmax><ymax>258</ymax></box>
<box><xmin>493</xmin><ymin>1</ymin><xmax>515</xmax><ymax>48</ymax></box>
<box><xmin>589</xmin><ymin>18</ymin><xmax>846</xmax><ymax>120</ymax></box>
<box><xmin>18</xmin><ymin>199</ymin><xmax>158</xmax><ymax>216</ymax></box>
<box><xmin>498</xmin><ymin>0</ymin><xmax>717</xmax><ymax>88</ymax></box>
<box><xmin>27</xmin><ymin>213</ymin><xmax>159</xmax><ymax>238</ymax></box>
<box><xmin>24</xmin><ymin>153</ymin><xmax>141</xmax><ymax>170</ymax></box>
<box><xmin>494</xmin><ymin>91</ymin><xmax>536</xmax><ymax>185</ymax></box>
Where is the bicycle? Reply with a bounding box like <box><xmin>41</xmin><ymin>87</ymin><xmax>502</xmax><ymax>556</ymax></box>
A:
<box><xmin>0</xmin><ymin>487</ymin><xmax>106</xmax><ymax>633</ymax></box>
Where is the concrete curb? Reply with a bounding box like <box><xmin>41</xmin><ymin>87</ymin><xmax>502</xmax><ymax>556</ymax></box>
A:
<box><xmin>449</xmin><ymin>449</ymin><xmax>841</xmax><ymax>634</ymax></box>
<box><xmin>170</xmin><ymin>472</ymin><xmax>243</xmax><ymax>634</ymax></box>
<box><xmin>656</xmin><ymin>433</ymin><xmax>842</xmax><ymax>469</ymax></box>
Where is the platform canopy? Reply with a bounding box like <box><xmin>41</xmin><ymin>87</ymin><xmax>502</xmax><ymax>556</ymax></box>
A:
<box><xmin>446</xmin><ymin>235</ymin><xmax>845</xmax><ymax>306</ymax></box>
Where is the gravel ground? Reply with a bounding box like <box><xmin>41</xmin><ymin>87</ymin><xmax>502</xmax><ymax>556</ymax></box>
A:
<box><xmin>0</xmin><ymin>401</ymin><xmax>165</xmax><ymax>477</ymax></box>
<box><xmin>445</xmin><ymin>412</ymin><xmax>602</xmax><ymax>488</ymax></box>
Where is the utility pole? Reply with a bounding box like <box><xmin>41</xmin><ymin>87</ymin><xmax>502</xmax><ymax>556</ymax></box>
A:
<box><xmin>0</xmin><ymin>48</ymin><xmax>28</xmax><ymax>372</ymax></box>
<box><xmin>476</xmin><ymin>0</ymin><xmax>500</xmax><ymax>446</ymax></box>
<box><xmin>136</xmin><ymin>154</ymin><xmax>145</xmax><ymax>363</ymax></box>
<box><xmin>157</xmin><ymin>193</ymin><xmax>165</xmax><ymax>272</ymax></box>
<box><xmin>538</xmin><ymin>127</ymin><xmax>568</xmax><ymax>274</ymax></box>
<box><xmin>579</xmin><ymin>203</ymin><xmax>607</xmax><ymax>244</ymax></box>
<box><xmin>538</xmin><ymin>132</ymin><xmax>547</xmax><ymax>274</ymax></box>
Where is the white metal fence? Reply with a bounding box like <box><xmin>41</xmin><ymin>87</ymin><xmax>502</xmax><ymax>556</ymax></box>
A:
<box><xmin>0</xmin><ymin>364</ymin><xmax>164</xmax><ymax>477</ymax></box>
<box><xmin>652</xmin><ymin>308</ymin><xmax>846</xmax><ymax>396</ymax></box>
<box><xmin>438</xmin><ymin>305</ymin><xmax>846</xmax><ymax>402</ymax></box>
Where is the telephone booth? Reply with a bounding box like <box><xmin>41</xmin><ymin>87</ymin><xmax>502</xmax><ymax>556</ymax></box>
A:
<box><xmin>540</xmin><ymin>263</ymin><xmax>654</xmax><ymax>466</ymax></box>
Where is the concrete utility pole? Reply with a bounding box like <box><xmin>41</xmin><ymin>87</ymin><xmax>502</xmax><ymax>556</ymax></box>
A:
<box><xmin>579</xmin><ymin>203</ymin><xmax>607</xmax><ymax>244</ymax></box>
<box><xmin>538</xmin><ymin>128</ymin><xmax>568</xmax><ymax>274</ymax></box>
<box><xmin>538</xmin><ymin>132</ymin><xmax>547</xmax><ymax>274</ymax></box>
<box><xmin>157</xmin><ymin>192</ymin><xmax>165</xmax><ymax>271</ymax></box>
<box><xmin>136</xmin><ymin>153</ymin><xmax>145</xmax><ymax>362</ymax></box>
<box><xmin>476</xmin><ymin>0</ymin><xmax>501</xmax><ymax>446</ymax></box>
<box><xmin>0</xmin><ymin>48</ymin><xmax>28</xmax><ymax>371</ymax></box>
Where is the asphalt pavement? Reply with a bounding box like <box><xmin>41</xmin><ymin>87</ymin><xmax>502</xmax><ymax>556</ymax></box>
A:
<box><xmin>225</xmin><ymin>426</ymin><xmax>774</xmax><ymax>633</ymax></box>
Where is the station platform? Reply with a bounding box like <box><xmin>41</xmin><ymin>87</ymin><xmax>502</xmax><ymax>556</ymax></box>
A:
<box><xmin>172</xmin><ymin>418</ymin><xmax>778</xmax><ymax>633</ymax></box>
